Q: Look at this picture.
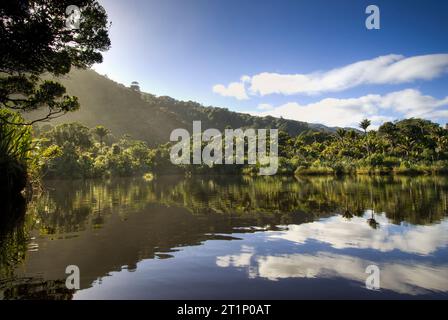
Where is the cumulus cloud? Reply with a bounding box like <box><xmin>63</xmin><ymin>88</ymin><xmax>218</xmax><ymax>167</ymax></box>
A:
<box><xmin>212</xmin><ymin>82</ymin><xmax>249</xmax><ymax>100</ymax></box>
<box><xmin>251</xmin><ymin>89</ymin><xmax>448</xmax><ymax>128</ymax></box>
<box><xmin>379</xmin><ymin>89</ymin><xmax>448</xmax><ymax>118</ymax></box>
<box><xmin>213</xmin><ymin>54</ymin><xmax>448</xmax><ymax>97</ymax></box>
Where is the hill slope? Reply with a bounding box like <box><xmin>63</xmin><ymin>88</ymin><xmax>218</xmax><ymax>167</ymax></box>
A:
<box><xmin>27</xmin><ymin>69</ymin><xmax>332</xmax><ymax>146</ymax></box>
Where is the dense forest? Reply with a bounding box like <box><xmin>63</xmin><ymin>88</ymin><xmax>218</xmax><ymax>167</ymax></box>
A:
<box><xmin>20</xmin><ymin>116</ymin><xmax>447</xmax><ymax>180</ymax></box>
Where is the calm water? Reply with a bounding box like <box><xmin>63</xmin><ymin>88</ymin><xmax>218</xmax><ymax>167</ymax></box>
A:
<box><xmin>1</xmin><ymin>175</ymin><xmax>448</xmax><ymax>299</ymax></box>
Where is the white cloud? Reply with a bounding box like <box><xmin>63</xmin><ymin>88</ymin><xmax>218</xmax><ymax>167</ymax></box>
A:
<box><xmin>240</xmin><ymin>75</ymin><xmax>251</xmax><ymax>83</ymax></box>
<box><xmin>252</xmin><ymin>89</ymin><xmax>448</xmax><ymax>128</ymax></box>
<box><xmin>214</xmin><ymin>54</ymin><xmax>448</xmax><ymax>97</ymax></box>
<box><xmin>257</xmin><ymin>103</ymin><xmax>273</xmax><ymax>110</ymax></box>
<box><xmin>379</xmin><ymin>89</ymin><xmax>448</xmax><ymax>118</ymax></box>
<box><xmin>216</xmin><ymin>245</ymin><xmax>258</xmax><ymax>278</ymax></box>
<box><xmin>212</xmin><ymin>82</ymin><xmax>249</xmax><ymax>100</ymax></box>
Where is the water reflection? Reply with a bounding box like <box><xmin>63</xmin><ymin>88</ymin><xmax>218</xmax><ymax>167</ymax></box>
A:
<box><xmin>217</xmin><ymin>211</ymin><xmax>448</xmax><ymax>295</ymax></box>
<box><xmin>0</xmin><ymin>175</ymin><xmax>447</xmax><ymax>299</ymax></box>
<box><xmin>270</xmin><ymin>212</ymin><xmax>448</xmax><ymax>255</ymax></box>
<box><xmin>217</xmin><ymin>249</ymin><xmax>448</xmax><ymax>295</ymax></box>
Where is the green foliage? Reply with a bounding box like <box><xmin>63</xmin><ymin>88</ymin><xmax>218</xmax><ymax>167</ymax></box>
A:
<box><xmin>359</xmin><ymin>119</ymin><xmax>371</xmax><ymax>133</ymax></box>
<box><xmin>93</xmin><ymin>125</ymin><xmax>110</xmax><ymax>148</ymax></box>
<box><xmin>0</xmin><ymin>0</ymin><xmax>110</xmax><ymax>123</ymax></box>
<box><xmin>0</xmin><ymin>110</ymin><xmax>31</xmax><ymax>194</ymax></box>
<box><xmin>31</xmin><ymin>118</ymin><xmax>448</xmax><ymax>179</ymax></box>
<box><xmin>143</xmin><ymin>118</ymin><xmax>448</xmax><ymax>177</ymax></box>
<box><xmin>0</xmin><ymin>0</ymin><xmax>110</xmax><ymax>200</ymax></box>
<box><xmin>43</xmin><ymin>122</ymin><xmax>93</xmax><ymax>150</ymax></box>
<box><xmin>37</xmin><ymin>123</ymin><xmax>153</xmax><ymax>178</ymax></box>
<box><xmin>0</xmin><ymin>110</ymin><xmax>32</xmax><ymax>162</ymax></box>
<box><xmin>293</xmin><ymin>118</ymin><xmax>448</xmax><ymax>176</ymax></box>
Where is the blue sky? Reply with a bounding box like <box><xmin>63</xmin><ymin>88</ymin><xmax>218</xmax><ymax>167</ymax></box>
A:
<box><xmin>94</xmin><ymin>0</ymin><xmax>448</xmax><ymax>128</ymax></box>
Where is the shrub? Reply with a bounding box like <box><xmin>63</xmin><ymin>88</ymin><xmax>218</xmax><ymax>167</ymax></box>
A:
<box><xmin>0</xmin><ymin>110</ymin><xmax>32</xmax><ymax>195</ymax></box>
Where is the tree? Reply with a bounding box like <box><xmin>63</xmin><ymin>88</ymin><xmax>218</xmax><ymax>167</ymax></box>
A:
<box><xmin>336</xmin><ymin>128</ymin><xmax>347</xmax><ymax>142</ymax></box>
<box><xmin>432</xmin><ymin>128</ymin><xmax>448</xmax><ymax>160</ymax></box>
<box><xmin>93</xmin><ymin>125</ymin><xmax>109</xmax><ymax>149</ymax></box>
<box><xmin>378</xmin><ymin>121</ymin><xmax>398</xmax><ymax>149</ymax></box>
<box><xmin>44</xmin><ymin>123</ymin><xmax>93</xmax><ymax>151</ymax></box>
<box><xmin>359</xmin><ymin>119</ymin><xmax>371</xmax><ymax>134</ymax></box>
<box><xmin>346</xmin><ymin>129</ymin><xmax>358</xmax><ymax>141</ymax></box>
<box><xmin>0</xmin><ymin>0</ymin><xmax>110</xmax><ymax>125</ymax></box>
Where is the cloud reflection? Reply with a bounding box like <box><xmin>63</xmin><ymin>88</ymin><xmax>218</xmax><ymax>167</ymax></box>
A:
<box><xmin>217</xmin><ymin>249</ymin><xmax>448</xmax><ymax>295</ymax></box>
<box><xmin>216</xmin><ymin>215</ymin><xmax>448</xmax><ymax>295</ymax></box>
<box><xmin>270</xmin><ymin>212</ymin><xmax>448</xmax><ymax>255</ymax></box>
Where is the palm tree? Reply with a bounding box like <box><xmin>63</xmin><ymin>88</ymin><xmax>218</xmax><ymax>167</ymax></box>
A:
<box><xmin>93</xmin><ymin>125</ymin><xmax>110</xmax><ymax>151</ymax></box>
<box><xmin>397</xmin><ymin>136</ymin><xmax>415</xmax><ymax>158</ymax></box>
<box><xmin>347</xmin><ymin>129</ymin><xmax>358</xmax><ymax>140</ymax></box>
<box><xmin>336</xmin><ymin>128</ymin><xmax>347</xmax><ymax>141</ymax></box>
<box><xmin>359</xmin><ymin>119</ymin><xmax>371</xmax><ymax>134</ymax></box>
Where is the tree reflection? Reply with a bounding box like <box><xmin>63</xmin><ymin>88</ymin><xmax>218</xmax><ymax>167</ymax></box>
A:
<box><xmin>367</xmin><ymin>211</ymin><xmax>380</xmax><ymax>229</ymax></box>
<box><xmin>25</xmin><ymin>175</ymin><xmax>448</xmax><ymax>234</ymax></box>
<box><xmin>1</xmin><ymin>175</ymin><xmax>447</xmax><ymax>299</ymax></box>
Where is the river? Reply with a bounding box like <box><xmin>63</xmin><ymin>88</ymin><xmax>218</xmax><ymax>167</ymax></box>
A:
<box><xmin>1</xmin><ymin>175</ymin><xmax>447</xmax><ymax>299</ymax></box>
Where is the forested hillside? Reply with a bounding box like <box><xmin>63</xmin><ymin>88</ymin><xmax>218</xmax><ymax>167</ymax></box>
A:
<box><xmin>26</xmin><ymin>69</ymin><xmax>331</xmax><ymax>146</ymax></box>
